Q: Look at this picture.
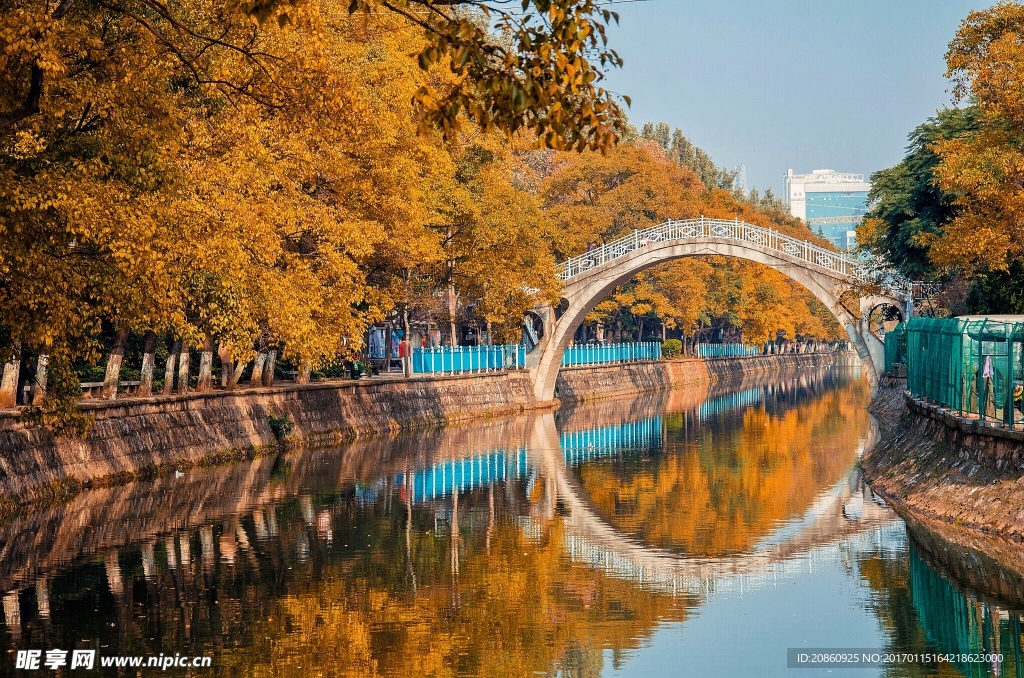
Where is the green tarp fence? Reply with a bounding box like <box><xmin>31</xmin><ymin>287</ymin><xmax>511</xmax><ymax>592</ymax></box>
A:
<box><xmin>906</xmin><ymin>317</ymin><xmax>1024</xmax><ymax>428</ymax></box>
<box><xmin>884</xmin><ymin>322</ymin><xmax>907</xmax><ymax>373</ymax></box>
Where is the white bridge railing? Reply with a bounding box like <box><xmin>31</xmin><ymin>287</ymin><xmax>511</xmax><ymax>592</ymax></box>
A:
<box><xmin>556</xmin><ymin>217</ymin><xmax>910</xmax><ymax>296</ymax></box>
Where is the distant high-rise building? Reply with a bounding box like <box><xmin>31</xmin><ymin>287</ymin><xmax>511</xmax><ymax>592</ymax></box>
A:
<box><xmin>784</xmin><ymin>169</ymin><xmax>870</xmax><ymax>250</ymax></box>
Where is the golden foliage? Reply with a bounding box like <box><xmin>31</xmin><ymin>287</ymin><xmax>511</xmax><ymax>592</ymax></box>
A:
<box><xmin>929</xmin><ymin>2</ymin><xmax>1024</xmax><ymax>273</ymax></box>
<box><xmin>0</xmin><ymin>1</ymin><xmax>560</xmax><ymax>413</ymax></box>
<box><xmin>578</xmin><ymin>378</ymin><xmax>871</xmax><ymax>555</ymax></box>
<box><xmin>2</xmin><ymin>0</ymin><xmax>844</xmax><ymax>429</ymax></box>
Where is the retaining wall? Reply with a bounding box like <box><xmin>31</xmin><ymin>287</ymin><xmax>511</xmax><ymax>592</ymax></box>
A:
<box><xmin>0</xmin><ymin>372</ymin><xmax>538</xmax><ymax>500</ymax></box>
<box><xmin>555</xmin><ymin>352</ymin><xmax>846</xmax><ymax>402</ymax></box>
<box><xmin>0</xmin><ymin>352</ymin><xmax>847</xmax><ymax>502</ymax></box>
<box><xmin>904</xmin><ymin>394</ymin><xmax>1024</xmax><ymax>473</ymax></box>
<box><xmin>863</xmin><ymin>381</ymin><xmax>1024</xmax><ymax>542</ymax></box>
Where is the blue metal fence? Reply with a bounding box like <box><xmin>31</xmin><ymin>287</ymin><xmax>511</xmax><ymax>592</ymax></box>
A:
<box><xmin>561</xmin><ymin>342</ymin><xmax>661</xmax><ymax>366</ymax></box>
<box><xmin>411</xmin><ymin>344</ymin><xmax>524</xmax><ymax>375</ymax></box>
<box><xmin>695</xmin><ymin>343</ymin><xmax>762</xmax><ymax>358</ymax></box>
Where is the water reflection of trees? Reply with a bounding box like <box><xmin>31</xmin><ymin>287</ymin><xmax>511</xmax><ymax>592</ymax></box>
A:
<box><xmin>858</xmin><ymin>540</ymin><xmax>1024</xmax><ymax>678</ymax></box>
<box><xmin>575</xmin><ymin>371</ymin><xmax>871</xmax><ymax>555</ymax></box>
<box><xmin>10</xmin><ymin>367</ymin><xmax>1018</xmax><ymax>678</ymax></box>
<box><xmin>2</xmin><ymin>484</ymin><xmax>693</xmax><ymax>677</ymax></box>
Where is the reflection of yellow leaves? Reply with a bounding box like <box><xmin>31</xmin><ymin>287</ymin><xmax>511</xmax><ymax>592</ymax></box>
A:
<box><xmin>580</xmin><ymin>379</ymin><xmax>871</xmax><ymax>555</ymax></box>
<box><xmin>240</xmin><ymin>520</ymin><xmax>691</xmax><ymax>677</ymax></box>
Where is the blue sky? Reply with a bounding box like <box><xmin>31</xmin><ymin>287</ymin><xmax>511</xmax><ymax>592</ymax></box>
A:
<box><xmin>598</xmin><ymin>0</ymin><xmax>982</xmax><ymax>196</ymax></box>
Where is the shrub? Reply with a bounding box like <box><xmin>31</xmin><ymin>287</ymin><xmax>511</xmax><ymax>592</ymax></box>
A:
<box><xmin>661</xmin><ymin>339</ymin><xmax>683</xmax><ymax>358</ymax></box>
<box><xmin>268</xmin><ymin>413</ymin><xmax>294</xmax><ymax>442</ymax></box>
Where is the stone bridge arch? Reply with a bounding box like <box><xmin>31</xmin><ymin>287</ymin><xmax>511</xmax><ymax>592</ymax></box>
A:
<box><xmin>527</xmin><ymin>218</ymin><xmax>909</xmax><ymax>401</ymax></box>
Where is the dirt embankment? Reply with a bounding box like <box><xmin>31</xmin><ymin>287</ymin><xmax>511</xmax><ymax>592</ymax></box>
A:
<box><xmin>863</xmin><ymin>381</ymin><xmax>1024</xmax><ymax>581</ymax></box>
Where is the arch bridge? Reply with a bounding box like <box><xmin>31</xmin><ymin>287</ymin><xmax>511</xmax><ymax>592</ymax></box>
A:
<box><xmin>527</xmin><ymin>217</ymin><xmax>910</xmax><ymax>400</ymax></box>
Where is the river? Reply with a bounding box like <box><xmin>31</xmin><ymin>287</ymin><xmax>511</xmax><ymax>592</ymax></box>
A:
<box><xmin>1</xmin><ymin>367</ymin><xmax>1021</xmax><ymax>676</ymax></box>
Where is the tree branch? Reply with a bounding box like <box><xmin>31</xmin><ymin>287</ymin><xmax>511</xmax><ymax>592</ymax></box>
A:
<box><xmin>0</xmin><ymin>0</ymin><xmax>78</xmax><ymax>131</ymax></box>
<box><xmin>52</xmin><ymin>0</ymin><xmax>79</xmax><ymax>19</ymax></box>
<box><xmin>0</xmin><ymin>65</ymin><xmax>44</xmax><ymax>131</ymax></box>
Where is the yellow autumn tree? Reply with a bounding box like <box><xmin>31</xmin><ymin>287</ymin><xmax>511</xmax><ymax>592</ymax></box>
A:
<box><xmin>539</xmin><ymin>141</ymin><xmax>843</xmax><ymax>345</ymax></box>
<box><xmin>929</xmin><ymin>2</ymin><xmax>1024</xmax><ymax>274</ymax></box>
<box><xmin>1</xmin><ymin>0</ymin><xmax>646</xmax><ymax>429</ymax></box>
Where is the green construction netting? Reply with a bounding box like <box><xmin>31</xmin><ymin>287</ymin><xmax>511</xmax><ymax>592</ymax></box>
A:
<box><xmin>906</xmin><ymin>317</ymin><xmax>1024</xmax><ymax>427</ymax></box>
<box><xmin>884</xmin><ymin>322</ymin><xmax>906</xmax><ymax>372</ymax></box>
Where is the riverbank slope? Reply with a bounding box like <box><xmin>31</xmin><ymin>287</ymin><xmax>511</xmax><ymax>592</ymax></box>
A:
<box><xmin>863</xmin><ymin>381</ymin><xmax>1024</xmax><ymax>585</ymax></box>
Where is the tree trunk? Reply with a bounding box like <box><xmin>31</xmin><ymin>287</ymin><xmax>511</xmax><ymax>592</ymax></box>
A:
<box><xmin>218</xmin><ymin>345</ymin><xmax>232</xmax><ymax>387</ymax></box>
<box><xmin>138</xmin><ymin>331</ymin><xmax>157</xmax><ymax>397</ymax></box>
<box><xmin>447</xmin><ymin>282</ymin><xmax>458</xmax><ymax>347</ymax></box>
<box><xmin>296</xmin><ymin>363</ymin><xmax>311</xmax><ymax>384</ymax></box>
<box><xmin>262</xmin><ymin>350</ymin><xmax>276</xmax><ymax>386</ymax></box>
<box><xmin>162</xmin><ymin>340</ymin><xmax>179</xmax><ymax>395</ymax></box>
<box><xmin>250</xmin><ymin>352</ymin><xmax>268</xmax><ymax>387</ymax></box>
<box><xmin>0</xmin><ymin>344</ymin><xmax>21</xmax><ymax>408</ymax></box>
<box><xmin>403</xmin><ymin>308</ymin><xmax>413</xmax><ymax>377</ymax></box>
<box><xmin>196</xmin><ymin>335</ymin><xmax>214</xmax><ymax>392</ymax></box>
<box><xmin>177</xmin><ymin>344</ymin><xmax>190</xmax><ymax>394</ymax></box>
<box><xmin>102</xmin><ymin>327</ymin><xmax>129</xmax><ymax>399</ymax></box>
<box><xmin>226</xmin><ymin>356</ymin><xmax>245</xmax><ymax>390</ymax></box>
<box><xmin>31</xmin><ymin>353</ymin><xmax>48</xmax><ymax>405</ymax></box>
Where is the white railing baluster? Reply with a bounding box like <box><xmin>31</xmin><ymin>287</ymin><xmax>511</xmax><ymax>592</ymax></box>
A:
<box><xmin>553</xmin><ymin>217</ymin><xmax>908</xmax><ymax>297</ymax></box>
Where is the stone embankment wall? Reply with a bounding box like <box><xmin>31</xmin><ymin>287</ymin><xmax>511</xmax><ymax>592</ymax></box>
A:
<box><xmin>863</xmin><ymin>380</ymin><xmax>1024</xmax><ymax>543</ymax></box>
<box><xmin>0</xmin><ymin>352</ymin><xmax>844</xmax><ymax>503</ymax></box>
<box><xmin>555</xmin><ymin>352</ymin><xmax>846</xmax><ymax>402</ymax></box>
<box><xmin>0</xmin><ymin>412</ymin><xmax>543</xmax><ymax>591</ymax></box>
<box><xmin>0</xmin><ymin>372</ymin><xmax>538</xmax><ymax>501</ymax></box>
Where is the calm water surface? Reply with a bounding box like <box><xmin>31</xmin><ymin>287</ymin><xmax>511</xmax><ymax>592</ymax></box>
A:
<box><xmin>2</xmin><ymin>367</ymin><xmax>1023</xmax><ymax>677</ymax></box>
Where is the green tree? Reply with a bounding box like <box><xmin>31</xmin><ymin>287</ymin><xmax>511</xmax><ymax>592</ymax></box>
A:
<box><xmin>857</xmin><ymin>107</ymin><xmax>979</xmax><ymax>279</ymax></box>
<box><xmin>639</xmin><ymin>122</ymin><xmax>737</xmax><ymax>191</ymax></box>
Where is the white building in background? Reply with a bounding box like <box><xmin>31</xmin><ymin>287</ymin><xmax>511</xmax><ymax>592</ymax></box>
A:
<box><xmin>785</xmin><ymin>169</ymin><xmax>871</xmax><ymax>250</ymax></box>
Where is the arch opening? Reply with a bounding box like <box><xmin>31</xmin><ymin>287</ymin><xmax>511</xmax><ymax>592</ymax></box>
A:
<box><xmin>528</xmin><ymin>237</ymin><xmax>907</xmax><ymax>401</ymax></box>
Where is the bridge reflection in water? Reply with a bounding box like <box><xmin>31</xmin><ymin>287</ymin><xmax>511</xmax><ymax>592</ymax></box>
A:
<box><xmin>1</xmin><ymin>366</ymin><xmax>1023</xmax><ymax>677</ymax></box>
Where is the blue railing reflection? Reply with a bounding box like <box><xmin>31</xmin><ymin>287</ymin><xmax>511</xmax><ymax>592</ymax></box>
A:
<box><xmin>395</xmin><ymin>449</ymin><xmax>529</xmax><ymax>503</ymax></box>
<box><xmin>560</xmin><ymin>417</ymin><xmax>663</xmax><ymax>465</ymax></box>
<box><xmin>698</xmin><ymin>387</ymin><xmax>765</xmax><ymax>420</ymax></box>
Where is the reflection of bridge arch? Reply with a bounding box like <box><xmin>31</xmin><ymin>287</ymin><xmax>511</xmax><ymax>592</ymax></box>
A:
<box><xmin>527</xmin><ymin>218</ymin><xmax>910</xmax><ymax>400</ymax></box>
<box><xmin>381</xmin><ymin>394</ymin><xmax>892</xmax><ymax>597</ymax></box>
<box><xmin>525</xmin><ymin>412</ymin><xmax>896</xmax><ymax>596</ymax></box>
